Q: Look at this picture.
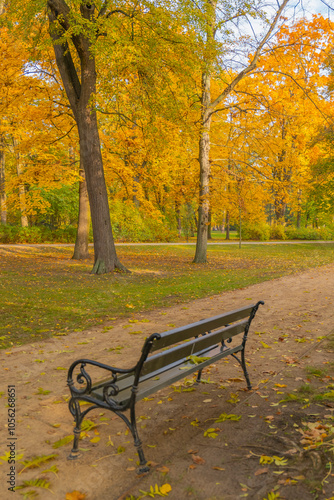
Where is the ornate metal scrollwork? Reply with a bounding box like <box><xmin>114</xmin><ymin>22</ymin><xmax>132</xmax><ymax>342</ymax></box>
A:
<box><xmin>69</xmin><ymin>362</ymin><xmax>92</xmax><ymax>395</ymax></box>
<box><xmin>221</xmin><ymin>337</ymin><xmax>233</xmax><ymax>350</ymax></box>
<box><xmin>68</xmin><ymin>398</ymin><xmax>79</xmax><ymax>418</ymax></box>
<box><xmin>103</xmin><ymin>373</ymin><xmax>120</xmax><ymax>407</ymax></box>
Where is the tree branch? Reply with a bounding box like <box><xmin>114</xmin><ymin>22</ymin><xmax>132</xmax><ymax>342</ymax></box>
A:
<box><xmin>210</xmin><ymin>0</ymin><xmax>290</xmax><ymax>111</ymax></box>
<box><xmin>253</xmin><ymin>69</ymin><xmax>330</xmax><ymax>122</ymax></box>
<box><xmin>47</xmin><ymin>5</ymin><xmax>81</xmax><ymax>112</ymax></box>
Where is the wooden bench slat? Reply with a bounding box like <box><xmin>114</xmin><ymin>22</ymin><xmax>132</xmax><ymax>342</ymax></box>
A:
<box><xmin>91</xmin><ymin>320</ymin><xmax>248</xmax><ymax>397</ymax></box>
<box><xmin>150</xmin><ymin>304</ymin><xmax>254</xmax><ymax>352</ymax></box>
<box><xmin>91</xmin><ymin>343</ymin><xmax>243</xmax><ymax>406</ymax></box>
<box><xmin>141</xmin><ymin>319</ymin><xmax>248</xmax><ymax>376</ymax></box>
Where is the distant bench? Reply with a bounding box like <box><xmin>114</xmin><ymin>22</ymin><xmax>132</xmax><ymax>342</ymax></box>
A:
<box><xmin>67</xmin><ymin>300</ymin><xmax>264</xmax><ymax>473</ymax></box>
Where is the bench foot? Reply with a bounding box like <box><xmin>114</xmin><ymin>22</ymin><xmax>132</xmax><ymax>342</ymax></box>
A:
<box><xmin>67</xmin><ymin>451</ymin><xmax>80</xmax><ymax>460</ymax></box>
<box><xmin>137</xmin><ymin>464</ymin><xmax>150</xmax><ymax>474</ymax></box>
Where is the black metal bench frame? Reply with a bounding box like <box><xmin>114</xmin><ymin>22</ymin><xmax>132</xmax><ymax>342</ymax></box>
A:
<box><xmin>67</xmin><ymin>300</ymin><xmax>264</xmax><ymax>472</ymax></box>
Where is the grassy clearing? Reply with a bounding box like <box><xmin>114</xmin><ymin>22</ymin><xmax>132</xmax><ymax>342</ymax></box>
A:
<box><xmin>1</xmin><ymin>243</ymin><xmax>334</xmax><ymax>349</ymax></box>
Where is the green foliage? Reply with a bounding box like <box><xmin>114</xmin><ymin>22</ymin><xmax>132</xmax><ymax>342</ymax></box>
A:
<box><xmin>109</xmin><ymin>200</ymin><xmax>178</xmax><ymax>243</ymax></box>
<box><xmin>240</xmin><ymin>223</ymin><xmax>270</xmax><ymax>241</ymax></box>
<box><xmin>52</xmin><ymin>435</ymin><xmax>73</xmax><ymax>449</ymax></box>
<box><xmin>215</xmin><ymin>413</ymin><xmax>241</xmax><ymax>422</ymax></box>
<box><xmin>0</xmin><ymin>225</ymin><xmax>78</xmax><ymax>243</ymax></box>
<box><xmin>15</xmin><ymin>478</ymin><xmax>52</xmax><ymax>491</ymax></box>
<box><xmin>187</xmin><ymin>355</ymin><xmax>210</xmax><ymax>365</ymax></box>
<box><xmin>285</xmin><ymin>227</ymin><xmax>334</xmax><ymax>240</ymax></box>
<box><xmin>204</xmin><ymin>428</ymin><xmax>219</xmax><ymax>438</ymax></box>
<box><xmin>270</xmin><ymin>225</ymin><xmax>286</xmax><ymax>240</ymax></box>
<box><xmin>239</xmin><ymin>224</ymin><xmax>334</xmax><ymax>241</ymax></box>
<box><xmin>19</xmin><ymin>454</ymin><xmax>58</xmax><ymax>473</ymax></box>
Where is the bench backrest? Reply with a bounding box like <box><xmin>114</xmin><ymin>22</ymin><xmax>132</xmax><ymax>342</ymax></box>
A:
<box><xmin>140</xmin><ymin>304</ymin><xmax>257</xmax><ymax>377</ymax></box>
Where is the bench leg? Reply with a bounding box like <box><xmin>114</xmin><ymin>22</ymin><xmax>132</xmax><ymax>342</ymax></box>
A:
<box><xmin>68</xmin><ymin>400</ymin><xmax>83</xmax><ymax>460</ymax></box>
<box><xmin>231</xmin><ymin>352</ymin><xmax>252</xmax><ymax>390</ymax></box>
<box><xmin>241</xmin><ymin>350</ymin><xmax>252</xmax><ymax>390</ymax></box>
<box><xmin>196</xmin><ymin>368</ymin><xmax>203</xmax><ymax>383</ymax></box>
<box><xmin>129</xmin><ymin>405</ymin><xmax>149</xmax><ymax>474</ymax></box>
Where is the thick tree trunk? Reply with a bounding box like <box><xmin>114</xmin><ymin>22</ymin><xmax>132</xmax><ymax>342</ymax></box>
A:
<box><xmin>0</xmin><ymin>137</ymin><xmax>6</xmax><ymax>225</ymax></box>
<box><xmin>72</xmin><ymin>162</ymin><xmax>90</xmax><ymax>260</ymax></box>
<box><xmin>47</xmin><ymin>1</ymin><xmax>127</xmax><ymax>274</ymax></box>
<box><xmin>77</xmin><ymin>99</ymin><xmax>125</xmax><ymax>273</ymax></box>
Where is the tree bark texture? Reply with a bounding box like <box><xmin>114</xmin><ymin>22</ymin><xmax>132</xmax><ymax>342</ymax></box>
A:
<box><xmin>0</xmin><ymin>137</ymin><xmax>7</xmax><ymax>225</ymax></box>
<box><xmin>72</xmin><ymin>161</ymin><xmax>90</xmax><ymax>260</ymax></box>
<box><xmin>193</xmin><ymin>71</ymin><xmax>212</xmax><ymax>263</ymax></box>
<box><xmin>13</xmin><ymin>138</ymin><xmax>28</xmax><ymax>227</ymax></box>
<box><xmin>225</xmin><ymin>211</ymin><xmax>230</xmax><ymax>240</ymax></box>
<box><xmin>47</xmin><ymin>1</ymin><xmax>127</xmax><ymax>273</ymax></box>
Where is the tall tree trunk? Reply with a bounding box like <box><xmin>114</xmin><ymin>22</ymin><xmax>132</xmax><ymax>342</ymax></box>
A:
<box><xmin>193</xmin><ymin>96</ymin><xmax>211</xmax><ymax>263</ymax></box>
<box><xmin>175</xmin><ymin>204</ymin><xmax>182</xmax><ymax>237</ymax></box>
<box><xmin>0</xmin><ymin>136</ymin><xmax>7</xmax><ymax>225</ymax></box>
<box><xmin>225</xmin><ymin>211</ymin><xmax>230</xmax><ymax>240</ymax></box>
<box><xmin>47</xmin><ymin>1</ymin><xmax>127</xmax><ymax>274</ymax></box>
<box><xmin>193</xmin><ymin>3</ymin><xmax>214</xmax><ymax>264</ymax></box>
<box><xmin>72</xmin><ymin>157</ymin><xmax>90</xmax><ymax>260</ymax></box>
<box><xmin>207</xmin><ymin>210</ymin><xmax>212</xmax><ymax>240</ymax></box>
<box><xmin>13</xmin><ymin>138</ymin><xmax>28</xmax><ymax>227</ymax></box>
<box><xmin>78</xmin><ymin>95</ymin><xmax>124</xmax><ymax>273</ymax></box>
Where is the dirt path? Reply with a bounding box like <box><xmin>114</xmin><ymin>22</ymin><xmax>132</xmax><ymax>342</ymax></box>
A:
<box><xmin>1</xmin><ymin>263</ymin><xmax>334</xmax><ymax>500</ymax></box>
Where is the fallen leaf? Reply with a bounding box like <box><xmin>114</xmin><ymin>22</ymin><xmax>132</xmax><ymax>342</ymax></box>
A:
<box><xmin>156</xmin><ymin>466</ymin><xmax>170</xmax><ymax>473</ymax></box>
<box><xmin>65</xmin><ymin>491</ymin><xmax>86</xmax><ymax>500</ymax></box>
<box><xmin>255</xmin><ymin>468</ymin><xmax>268</xmax><ymax>475</ymax></box>
<box><xmin>160</xmin><ymin>484</ymin><xmax>172</xmax><ymax>495</ymax></box>
<box><xmin>192</xmin><ymin>455</ymin><xmax>205</xmax><ymax>465</ymax></box>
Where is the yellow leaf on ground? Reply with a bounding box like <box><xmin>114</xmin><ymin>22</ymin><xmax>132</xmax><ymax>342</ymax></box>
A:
<box><xmin>65</xmin><ymin>491</ymin><xmax>86</xmax><ymax>500</ymax></box>
<box><xmin>160</xmin><ymin>483</ymin><xmax>172</xmax><ymax>495</ymax></box>
<box><xmin>90</xmin><ymin>436</ymin><xmax>100</xmax><ymax>443</ymax></box>
<box><xmin>156</xmin><ymin>466</ymin><xmax>170</xmax><ymax>473</ymax></box>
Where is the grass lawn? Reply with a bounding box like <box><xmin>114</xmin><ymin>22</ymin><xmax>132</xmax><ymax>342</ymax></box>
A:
<box><xmin>1</xmin><ymin>242</ymin><xmax>334</xmax><ymax>349</ymax></box>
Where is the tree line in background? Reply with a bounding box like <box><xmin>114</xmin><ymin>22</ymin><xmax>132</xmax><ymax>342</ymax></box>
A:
<box><xmin>1</xmin><ymin>1</ymin><xmax>334</xmax><ymax>272</ymax></box>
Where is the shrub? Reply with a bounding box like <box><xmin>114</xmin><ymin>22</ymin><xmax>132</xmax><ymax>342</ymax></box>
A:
<box><xmin>284</xmin><ymin>227</ymin><xmax>332</xmax><ymax>240</ymax></box>
<box><xmin>109</xmin><ymin>200</ymin><xmax>178</xmax><ymax>242</ymax></box>
<box><xmin>240</xmin><ymin>222</ymin><xmax>270</xmax><ymax>241</ymax></box>
<box><xmin>0</xmin><ymin>225</ymin><xmax>78</xmax><ymax>244</ymax></box>
<box><xmin>270</xmin><ymin>225</ymin><xmax>286</xmax><ymax>240</ymax></box>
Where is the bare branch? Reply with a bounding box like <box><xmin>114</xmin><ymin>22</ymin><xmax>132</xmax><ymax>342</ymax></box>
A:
<box><xmin>210</xmin><ymin>0</ymin><xmax>290</xmax><ymax>111</ymax></box>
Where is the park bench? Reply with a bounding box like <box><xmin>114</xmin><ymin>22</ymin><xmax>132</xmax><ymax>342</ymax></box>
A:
<box><xmin>67</xmin><ymin>300</ymin><xmax>264</xmax><ymax>473</ymax></box>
